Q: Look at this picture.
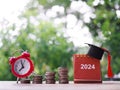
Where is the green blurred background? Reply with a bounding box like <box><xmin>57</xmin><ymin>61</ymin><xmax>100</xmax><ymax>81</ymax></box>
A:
<box><xmin>0</xmin><ymin>0</ymin><xmax>120</xmax><ymax>81</ymax></box>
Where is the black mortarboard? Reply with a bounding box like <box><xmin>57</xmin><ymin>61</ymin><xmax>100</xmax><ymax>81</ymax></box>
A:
<box><xmin>86</xmin><ymin>43</ymin><xmax>104</xmax><ymax>60</ymax></box>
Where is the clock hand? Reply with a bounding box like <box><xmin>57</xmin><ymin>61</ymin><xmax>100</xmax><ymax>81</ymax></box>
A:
<box><xmin>19</xmin><ymin>60</ymin><xmax>25</xmax><ymax>71</ymax></box>
<box><xmin>20</xmin><ymin>60</ymin><xmax>24</xmax><ymax>68</ymax></box>
<box><xmin>19</xmin><ymin>67</ymin><xmax>23</xmax><ymax>71</ymax></box>
<box><xmin>23</xmin><ymin>60</ymin><xmax>25</xmax><ymax>66</ymax></box>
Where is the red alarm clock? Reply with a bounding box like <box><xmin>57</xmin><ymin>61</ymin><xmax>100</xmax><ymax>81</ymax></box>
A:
<box><xmin>9</xmin><ymin>51</ymin><xmax>34</xmax><ymax>78</ymax></box>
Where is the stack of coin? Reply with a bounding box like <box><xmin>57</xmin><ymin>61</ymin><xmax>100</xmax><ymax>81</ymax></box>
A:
<box><xmin>58</xmin><ymin>67</ymin><xmax>69</xmax><ymax>84</ymax></box>
<box><xmin>45</xmin><ymin>71</ymin><xmax>56</xmax><ymax>84</ymax></box>
<box><xmin>20</xmin><ymin>78</ymin><xmax>31</xmax><ymax>84</ymax></box>
<box><xmin>32</xmin><ymin>75</ymin><xmax>43</xmax><ymax>84</ymax></box>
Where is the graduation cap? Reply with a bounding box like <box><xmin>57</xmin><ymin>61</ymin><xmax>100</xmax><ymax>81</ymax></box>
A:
<box><xmin>87</xmin><ymin>44</ymin><xmax>104</xmax><ymax>60</ymax></box>
<box><xmin>86</xmin><ymin>43</ymin><xmax>114</xmax><ymax>78</ymax></box>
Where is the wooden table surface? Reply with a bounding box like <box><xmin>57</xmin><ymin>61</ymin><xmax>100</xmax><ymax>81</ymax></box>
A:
<box><xmin>0</xmin><ymin>81</ymin><xmax>120</xmax><ymax>90</ymax></box>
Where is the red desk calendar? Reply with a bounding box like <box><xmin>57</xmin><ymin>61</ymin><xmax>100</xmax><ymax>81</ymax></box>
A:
<box><xmin>73</xmin><ymin>54</ymin><xmax>102</xmax><ymax>83</ymax></box>
<box><xmin>73</xmin><ymin>44</ymin><xmax>113</xmax><ymax>83</ymax></box>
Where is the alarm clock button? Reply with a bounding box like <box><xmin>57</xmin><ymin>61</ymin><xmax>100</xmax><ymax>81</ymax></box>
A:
<box><xmin>9</xmin><ymin>57</ymin><xmax>16</xmax><ymax>64</ymax></box>
<box><xmin>21</xmin><ymin>51</ymin><xmax>30</xmax><ymax>57</ymax></box>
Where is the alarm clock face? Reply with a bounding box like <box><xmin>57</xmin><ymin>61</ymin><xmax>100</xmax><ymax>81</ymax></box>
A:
<box><xmin>11</xmin><ymin>57</ymin><xmax>34</xmax><ymax>78</ymax></box>
<box><xmin>14</xmin><ymin>58</ymin><xmax>30</xmax><ymax>75</ymax></box>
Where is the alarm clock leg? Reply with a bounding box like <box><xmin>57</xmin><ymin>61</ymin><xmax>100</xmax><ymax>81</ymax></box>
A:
<box><xmin>17</xmin><ymin>77</ymin><xmax>20</xmax><ymax>84</ymax></box>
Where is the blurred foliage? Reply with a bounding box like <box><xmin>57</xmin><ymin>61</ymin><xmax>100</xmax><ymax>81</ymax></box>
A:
<box><xmin>85</xmin><ymin>0</ymin><xmax>120</xmax><ymax>75</ymax></box>
<box><xmin>37</xmin><ymin>0</ymin><xmax>71</xmax><ymax>9</ymax></box>
<box><xmin>0</xmin><ymin>0</ymin><xmax>120</xmax><ymax>81</ymax></box>
<box><xmin>0</xmin><ymin>20</ymin><xmax>76</xmax><ymax>80</ymax></box>
<box><xmin>22</xmin><ymin>0</ymin><xmax>120</xmax><ymax>79</ymax></box>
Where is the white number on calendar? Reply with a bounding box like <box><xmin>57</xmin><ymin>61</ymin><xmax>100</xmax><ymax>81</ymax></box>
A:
<box><xmin>80</xmin><ymin>64</ymin><xmax>95</xmax><ymax>70</ymax></box>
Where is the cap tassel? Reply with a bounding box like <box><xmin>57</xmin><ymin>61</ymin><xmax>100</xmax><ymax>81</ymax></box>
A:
<box><xmin>103</xmin><ymin>48</ymin><xmax>114</xmax><ymax>78</ymax></box>
<box><xmin>107</xmin><ymin>52</ymin><xmax>114</xmax><ymax>78</ymax></box>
